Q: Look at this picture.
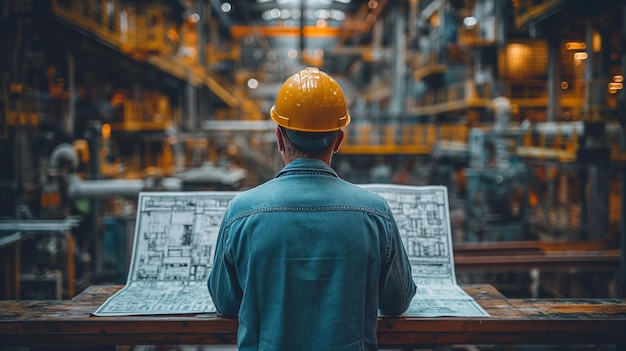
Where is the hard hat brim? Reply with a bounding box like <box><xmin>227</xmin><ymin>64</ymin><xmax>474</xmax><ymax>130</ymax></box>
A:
<box><xmin>270</xmin><ymin>105</ymin><xmax>350</xmax><ymax>133</ymax></box>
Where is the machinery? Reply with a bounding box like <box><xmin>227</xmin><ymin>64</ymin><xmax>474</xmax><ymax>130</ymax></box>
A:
<box><xmin>1</xmin><ymin>0</ymin><xmax>624</xmax><ymax>300</ymax></box>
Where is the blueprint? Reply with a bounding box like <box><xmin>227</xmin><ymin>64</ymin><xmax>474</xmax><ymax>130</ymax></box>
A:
<box><xmin>361</xmin><ymin>184</ymin><xmax>489</xmax><ymax>317</ymax></box>
<box><xmin>93</xmin><ymin>192</ymin><xmax>238</xmax><ymax>316</ymax></box>
<box><xmin>93</xmin><ymin>185</ymin><xmax>489</xmax><ymax>317</ymax></box>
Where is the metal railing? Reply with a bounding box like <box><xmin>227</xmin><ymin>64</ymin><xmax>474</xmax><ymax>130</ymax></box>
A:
<box><xmin>517</xmin><ymin>122</ymin><xmax>579</xmax><ymax>162</ymax></box>
<box><xmin>52</xmin><ymin>0</ymin><xmax>167</xmax><ymax>55</ymax></box>
<box><xmin>514</xmin><ymin>0</ymin><xmax>564</xmax><ymax>30</ymax></box>
<box><xmin>341</xmin><ymin>122</ymin><xmax>436</xmax><ymax>155</ymax></box>
<box><xmin>51</xmin><ymin>0</ymin><xmax>241</xmax><ymax>111</ymax></box>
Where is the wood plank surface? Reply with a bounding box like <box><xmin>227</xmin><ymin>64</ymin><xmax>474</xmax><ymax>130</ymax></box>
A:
<box><xmin>1</xmin><ymin>284</ymin><xmax>625</xmax><ymax>347</ymax></box>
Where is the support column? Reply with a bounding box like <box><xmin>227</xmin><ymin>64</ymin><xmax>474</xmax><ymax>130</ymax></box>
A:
<box><xmin>618</xmin><ymin>4</ymin><xmax>626</xmax><ymax>297</ymax></box>
<box><xmin>186</xmin><ymin>81</ymin><xmax>196</xmax><ymax>131</ymax></box>
<box><xmin>547</xmin><ymin>36</ymin><xmax>562</xmax><ymax>122</ymax></box>
<box><xmin>67</xmin><ymin>50</ymin><xmax>75</xmax><ymax>137</ymax></box>
<box><xmin>390</xmin><ymin>7</ymin><xmax>406</xmax><ymax>116</ymax></box>
<box><xmin>583</xmin><ymin>22</ymin><xmax>594</xmax><ymax>118</ymax></box>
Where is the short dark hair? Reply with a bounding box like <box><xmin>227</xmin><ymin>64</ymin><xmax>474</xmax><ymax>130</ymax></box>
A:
<box><xmin>279</xmin><ymin>127</ymin><xmax>335</xmax><ymax>158</ymax></box>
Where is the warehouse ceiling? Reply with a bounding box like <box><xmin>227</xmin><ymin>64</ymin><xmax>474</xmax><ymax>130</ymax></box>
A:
<box><xmin>209</xmin><ymin>0</ymin><xmax>370</xmax><ymax>30</ymax></box>
<box><xmin>203</xmin><ymin>0</ymin><xmax>390</xmax><ymax>76</ymax></box>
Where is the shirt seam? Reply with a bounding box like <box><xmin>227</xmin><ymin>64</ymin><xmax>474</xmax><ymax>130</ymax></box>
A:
<box><xmin>223</xmin><ymin>206</ymin><xmax>390</xmax><ymax>228</ymax></box>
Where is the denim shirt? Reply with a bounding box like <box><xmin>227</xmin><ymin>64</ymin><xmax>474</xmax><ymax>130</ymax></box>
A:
<box><xmin>208</xmin><ymin>158</ymin><xmax>416</xmax><ymax>351</ymax></box>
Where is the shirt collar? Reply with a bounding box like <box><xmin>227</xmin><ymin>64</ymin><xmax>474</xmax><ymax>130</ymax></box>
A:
<box><xmin>275</xmin><ymin>158</ymin><xmax>339</xmax><ymax>179</ymax></box>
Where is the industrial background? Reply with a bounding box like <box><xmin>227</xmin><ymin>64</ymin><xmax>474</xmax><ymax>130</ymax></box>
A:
<box><xmin>0</xmin><ymin>0</ymin><xmax>625</xmax><ymax>312</ymax></box>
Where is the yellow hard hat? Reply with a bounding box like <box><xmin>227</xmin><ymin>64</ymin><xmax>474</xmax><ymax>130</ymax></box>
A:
<box><xmin>270</xmin><ymin>67</ymin><xmax>350</xmax><ymax>133</ymax></box>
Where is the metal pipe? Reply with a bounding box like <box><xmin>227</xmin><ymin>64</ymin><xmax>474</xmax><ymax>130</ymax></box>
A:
<box><xmin>532</xmin><ymin>121</ymin><xmax>623</xmax><ymax>137</ymax></box>
<box><xmin>67</xmin><ymin>175</ymin><xmax>182</xmax><ymax>198</ymax></box>
<box><xmin>49</xmin><ymin>143</ymin><xmax>79</xmax><ymax>170</ymax></box>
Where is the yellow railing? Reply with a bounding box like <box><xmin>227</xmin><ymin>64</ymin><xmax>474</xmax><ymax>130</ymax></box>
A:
<box><xmin>109</xmin><ymin>91</ymin><xmax>170</xmax><ymax>131</ymax></box>
<box><xmin>52</xmin><ymin>0</ymin><xmax>167</xmax><ymax>55</ymax></box>
<box><xmin>517</xmin><ymin>123</ymin><xmax>578</xmax><ymax>162</ymax></box>
<box><xmin>2</xmin><ymin>83</ymin><xmax>40</xmax><ymax>132</ymax></box>
<box><xmin>411</xmin><ymin>52</ymin><xmax>446</xmax><ymax>80</ymax></box>
<box><xmin>439</xmin><ymin>123</ymin><xmax>469</xmax><ymax>143</ymax></box>
<box><xmin>51</xmin><ymin>0</ymin><xmax>241</xmax><ymax>109</ymax></box>
<box><xmin>408</xmin><ymin>80</ymin><xmax>491</xmax><ymax>115</ymax></box>
<box><xmin>514</xmin><ymin>0</ymin><xmax>564</xmax><ymax>30</ymax></box>
<box><xmin>341</xmin><ymin>123</ymin><xmax>436</xmax><ymax>155</ymax></box>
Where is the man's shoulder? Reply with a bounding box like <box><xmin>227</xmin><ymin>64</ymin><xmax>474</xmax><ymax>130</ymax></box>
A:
<box><xmin>226</xmin><ymin>179</ymin><xmax>279</xmax><ymax>208</ymax></box>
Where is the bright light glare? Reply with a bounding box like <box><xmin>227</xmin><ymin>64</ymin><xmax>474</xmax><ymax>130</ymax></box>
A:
<box><xmin>247</xmin><ymin>78</ymin><xmax>259</xmax><ymax>89</ymax></box>
<box><xmin>574</xmin><ymin>52</ymin><xmax>588</xmax><ymax>60</ymax></box>
<box><xmin>565</xmin><ymin>42</ymin><xmax>585</xmax><ymax>50</ymax></box>
<box><xmin>221</xmin><ymin>3</ymin><xmax>232</xmax><ymax>13</ymax></box>
<box><xmin>316</xmin><ymin>9</ymin><xmax>330</xmax><ymax>19</ymax></box>
<box><xmin>463</xmin><ymin>16</ymin><xmax>477</xmax><ymax>28</ymax></box>
<box><xmin>608</xmin><ymin>82</ymin><xmax>623</xmax><ymax>90</ymax></box>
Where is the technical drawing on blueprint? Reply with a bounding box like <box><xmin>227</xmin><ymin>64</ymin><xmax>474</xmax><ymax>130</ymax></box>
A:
<box><xmin>361</xmin><ymin>185</ymin><xmax>489</xmax><ymax>317</ymax></box>
<box><xmin>94</xmin><ymin>186</ymin><xmax>488</xmax><ymax>317</ymax></box>
<box><xmin>93</xmin><ymin>192</ymin><xmax>238</xmax><ymax>316</ymax></box>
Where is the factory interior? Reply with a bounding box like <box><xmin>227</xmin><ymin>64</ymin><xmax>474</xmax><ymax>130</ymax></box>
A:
<box><xmin>1</xmin><ymin>0</ymin><xmax>626</xmax><ymax>348</ymax></box>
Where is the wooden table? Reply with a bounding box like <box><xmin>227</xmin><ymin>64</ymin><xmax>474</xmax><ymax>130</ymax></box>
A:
<box><xmin>1</xmin><ymin>284</ymin><xmax>625</xmax><ymax>349</ymax></box>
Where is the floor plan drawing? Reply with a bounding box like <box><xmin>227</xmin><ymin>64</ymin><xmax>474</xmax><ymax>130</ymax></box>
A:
<box><xmin>361</xmin><ymin>185</ymin><xmax>489</xmax><ymax>317</ymax></box>
<box><xmin>94</xmin><ymin>192</ymin><xmax>238</xmax><ymax>316</ymax></box>
<box><xmin>361</xmin><ymin>184</ymin><xmax>456</xmax><ymax>286</ymax></box>
<box><xmin>94</xmin><ymin>186</ymin><xmax>488</xmax><ymax>317</ymax></box>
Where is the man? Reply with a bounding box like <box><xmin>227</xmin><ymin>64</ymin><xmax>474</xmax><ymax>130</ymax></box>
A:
<box><xmin>208</xmin><ymin>67</ymin><xmax>416</xmax><ymax>351</ymax></box>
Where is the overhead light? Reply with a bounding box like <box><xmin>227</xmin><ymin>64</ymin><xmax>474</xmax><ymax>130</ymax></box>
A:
<box><xmin>574</xmin><ymin>52</ymin><xmax>588</xmax><ymax>60</ymax></box>
<box><xmin>189</xmin><ymin>12</ymin><xmax>200</xmax><ymax>22</ymax></box>
<box><xmin>220</xmin><ymin>3</ymin><xmax>231</xmax><ymax>13</ymax></box>
<box><xmin>463</xmin><ymin>16</ymin><xmax>477</xmax><ymax>28</ymax></box>
<box><xmin>565</xmin><ymin>42</ymin><xmax>585</xmax><ymax>50</ymax></box>
<box><xmin>330</xmin><ymin>10</ymin><xmax>345</xmax><ymax>20</ymax></box>
<box><xmin>247</xmin><ymin>79</ymin><xmax>259</xmax><ymax>89</ymax></box>
<box><xmin>272</xmin><ymin>0</ymin><xmax>335</xmax><ymax>4</ymax></box>
<box><xmin>262</xmin><ymin>7</ymin><xmax>344</xmax><ymax>21</ymax></box>
<box><xmin>316</xmin><ymin>8</ymin><xmax>330</xmax><ymax>19</ymax></box>
<box><xmin>608</xmin><ymin>82</ymin><xmax>623</xmax><ymax>90</ymax></box>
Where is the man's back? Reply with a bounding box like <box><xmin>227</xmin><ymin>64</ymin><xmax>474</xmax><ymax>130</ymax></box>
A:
<box><xmin>209</xmin><ymin>159</ymin><xmax>415</xmax><ymax>350</ymax></box>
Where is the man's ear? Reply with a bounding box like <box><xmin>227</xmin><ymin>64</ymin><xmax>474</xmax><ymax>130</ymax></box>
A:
<box><xmin>333</xmin><ymin>129</ymin><xmax>344</xmax><ymax>153</ymax></box>
<box><xmin>276</xmin><ymin>127</ymin><xmax>285</xmax><ymax>152</ymax></box>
